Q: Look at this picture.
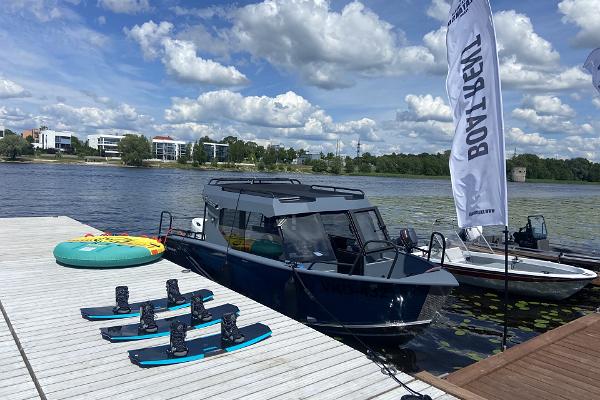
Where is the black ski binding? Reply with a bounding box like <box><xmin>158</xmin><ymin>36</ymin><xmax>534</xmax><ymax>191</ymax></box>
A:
<box><xmin>166</xmin><ymin>279</ymin><xmax>186</xmax><ymax>306</ymax></box>
<box><xmin>138</xmin><ymin>301</ymin><xmax>158</xmax><ymax>333</ymax></box>
<box><xmin>167</xmin><ymin>320</ymin><xmax>189</xmax><ymax>358</ymax></box>
<box><xmin>112</xmin><ymin>286</ymin><xmax>131</xmax><ymax>314</ymax></box>
<box><xmin>191</xmin><ymin>294</ymin><xmax>212</xmax><ymax>323</ymax></box>
<box><xmin>221</xmin><ymin>312</ymin><xmax>245</xmax><ymax>344</ymax></box>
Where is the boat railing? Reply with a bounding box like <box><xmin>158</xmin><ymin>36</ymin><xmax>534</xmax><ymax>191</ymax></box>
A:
<box><xmin>307</xmin><ymin>235</ymin><xmax>445</xmax><ymax>279</ymax></box>
<box><xmin>158</xmin><ymin>211</ymin><xmax>205</xmax><ymax>241</ymax></box>
<box><xmin>208</xmin><ymin>177</ymin><xmax>301</xmax><ymax>185</ymax></box>
<box><xmin>309</xmin><ymin>184</ymin><xmax>365</xmax><ymax>198</ymax></box>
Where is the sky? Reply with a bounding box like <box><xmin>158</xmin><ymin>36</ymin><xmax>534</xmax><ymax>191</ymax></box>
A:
<box><xmin>0</xmin><ymin>0</ymin><xmax>599</xmax><ymax>160</ymax></box>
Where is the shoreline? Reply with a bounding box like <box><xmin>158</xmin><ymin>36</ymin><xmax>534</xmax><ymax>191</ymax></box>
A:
<box><xmin>2</xmin><ymin>157</ymin><xmax>599</xmax><ymax>185</ymax></box>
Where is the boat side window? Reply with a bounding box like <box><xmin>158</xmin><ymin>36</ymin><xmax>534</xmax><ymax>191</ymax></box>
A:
<box><xmin>278</xmin><ymin>214</ymin><xmax>336</xmax><ymax>264</ymax></box>
<box><xmin>353</xmin><ymin>209</ymin><xmax>389</xmax><ymax>252</ymax></box>
<box><xmin>218</xmin><ymin>209</ymin><xmax>283</xmax><ymax>260</ymax></box>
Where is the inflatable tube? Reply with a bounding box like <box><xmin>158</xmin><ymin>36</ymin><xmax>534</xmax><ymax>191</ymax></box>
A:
<box><xmin>53</xmin><ymin>235</ymin><xmax>165</xmax><ymax>268</ymax></box>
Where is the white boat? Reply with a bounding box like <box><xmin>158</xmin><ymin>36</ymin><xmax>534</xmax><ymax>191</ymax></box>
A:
<box><xmin>399</xmin><ymin>223</ymin><xmax>597</xmax><ymax>301</ymax></box>
<box><xmin>428</xmin><ymin>247</ymin><xmax>597</xmax><ymax>301</ymax></box>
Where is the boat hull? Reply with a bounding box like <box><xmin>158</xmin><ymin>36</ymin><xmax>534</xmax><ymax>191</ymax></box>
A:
<box><xmin>165</xmin><ymin>236</ymin><xmax>454</xmax><ymax>344</ymax></box>
<box><xmin>443</xmin><ymin>264</ymin><xmax>593</xmax><ymax>300</ymax></box>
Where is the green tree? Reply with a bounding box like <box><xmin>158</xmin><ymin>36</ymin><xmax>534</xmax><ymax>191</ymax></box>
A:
<box><xmin>329</xmin><ymin>157</ymin><xmax>342</xmax><ymax>174</ymax></box>
<box><xmin>193</xmin><ymin>141</ymin><xmax>208</xmax><ymax>165</ymax></box>
<box><xmin>344</xmin><ymin>156</ymin><xmax>355</xmax><ymax>173</ymax></box>
<box><xmin>311</xmin><ymin>159</ymin><xmax>328</xmax><ymax>173</ymax></box>
<box><xmin>117</xmin><ymin>134</ymin><xmax>151</xmax><ymax>166</ymax></box>
<box><xmin>0</xmin><ymin>135</ymin><xmax>29</xmax><ymax>160</ymax></box>
<box><xmin>71</xmin><ymin>136</ymin><xmax>99</xmax><ymax>157</ymax></box>
<box><xmin>228</xmin><ymin>140</ymin><xmax>245</xmax><ymax>163</ymax></box>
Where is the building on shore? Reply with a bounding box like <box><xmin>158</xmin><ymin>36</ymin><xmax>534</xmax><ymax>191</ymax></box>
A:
<box><xmin>152</xmin><ymin>136</ymin><xmax>187</xmax><ymax>161</ymax></box>
<box><xmin>0</xmin><ymin>127</ymin><xmax>5</xmax><ymax>139</ymax></box>
<box><xmin>32</xmin><ymin>130</ymin><xmax>72</xmax><ymax>152</ymax></box>
<box><xmin>511</xmin><ymin>167</ymin><xmax>527</xmax><ymax>182</ymax></box>
<box><xmin>87</xmin><ymin>133</ymin><xmax>126</xmax><ymax>157</ymax></box>
<box><xmin>22</xmin><ymin>128</ymin><xmax>41</xmax><ymax>143</ymax></box>
<box><xmin>202</xmin><ymin>142</ymin><xmax>229</xmax><ymax>162</ymax></box>
<box><xmin>293</xmin><ymin>152</ymin><xmax>321</xmax><ymax>165</ymax></box>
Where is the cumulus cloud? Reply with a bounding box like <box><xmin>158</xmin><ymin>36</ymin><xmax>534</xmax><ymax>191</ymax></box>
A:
<box><xmin>506</xmin><ymin>127</ymin><xmax>551</xmax><ymax>146</ymax></box>
<box><xmin>42</xmin><ymin>102</ymin><xmax>152</xmax><ymax>131</ymax></box>
<box><xmin>500</xmin><ymin>59</ymin><xmax>590</xmax><ymax>91</ymax></box>
<box><xmin>558</xmin><ymin>0</ymin><xmax>600</xmax><ymax>47</ymax></box>
<box><xmin>523</xmin><ymin>95</ymin><xmax>576</xmax><ymax>117</ymax></box>
<box><xmin>229</xmin><ymin>0</ymin><xmax>423</xmax><ymax>89</ymax></box>
<box><xmin>593</xmin><ymin>98</ymin><xmax>600</xmax><ymax>109</ymax></box>
<box><xmin>98</xmin><ymin>0</ymin><xmax>150</xmax><ymax>14</ymax></box>
<box><xmin>125</xmin><ymin>20</ymin><xmax>173</xmax><ymax>60</ymax></box>
<box><xmin>126</xmin><ymin>21</ymin><xmax>248</xmax><ymax>86</ymax></box>
<box><xmin>395</xmin><ymin>94</ymin><xmax>454</xmax><ymax>142</ymax></box>
<box><xmin>165</xmin><ymin>90</ymin><xmax>316</xmax><ymax>128</ymax></box>
<box><xmin>164</xmin><ymin>90</ymin><xmax>383</xmax><ymax>143</ymax></box>
<box><xmin>0</xmin><ymin>78</ymin><xmax>31</xmax><ymax>99</ymax></box>
<box><xmin>512</xmin><ymin>107</ymin><xmax>592</xmax><ymax>136</ymax></box>
<box><xmin>494</xmin><ymin>10</ymin><xmax>560</xmax><ymax>67</ymax></box>
<box><xmin>426</xmin><ymin>0</ymin><xmax>450</xmax><ymax>22</ymax></box>
<box><xmin>398</xmin><ymin>94</ymin><xmax>452</xmax><ymax>122</ymax></box>
<box><xmin>162</xmin><ymin>39</ymin><xmax>248</xmax><ymax>86</ymax></box>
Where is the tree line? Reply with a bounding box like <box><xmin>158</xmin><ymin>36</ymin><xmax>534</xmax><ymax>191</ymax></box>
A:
<box><xmin>1</xmin><ymin>130</ymin><xmax>599</xmax><ymax>182</ymax></box>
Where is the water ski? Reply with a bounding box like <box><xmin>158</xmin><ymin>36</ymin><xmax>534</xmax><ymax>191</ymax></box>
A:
<box><xmin>129</xmin><ymin>313</ymin><xmax>271</xmax><ymax>367</ymax></box>
<box><xmin>101</xmin><ymin>298</ymin><xmax>239</xmax><ymax>342</ymax></box>
<box><xmin>81</xmin><ymin>279</ymin><xmax>213</xmax><ymax>320</ymax></box>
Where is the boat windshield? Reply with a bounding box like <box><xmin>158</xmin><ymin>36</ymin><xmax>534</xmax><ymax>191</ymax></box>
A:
<box><xmin>278</xmin><ymin>214</ymin><xmax>336</xmax><ymax>263</ymax></box>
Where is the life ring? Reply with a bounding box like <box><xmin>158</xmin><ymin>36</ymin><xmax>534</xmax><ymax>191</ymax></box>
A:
<box><xmin>53</xmin><ymin>235</ymin><xmax>165</xmax><ymax>268</ymax></box>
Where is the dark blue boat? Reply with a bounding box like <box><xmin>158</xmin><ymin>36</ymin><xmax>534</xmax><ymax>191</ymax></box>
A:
<box><xmin>161</xmin><ymin>178</ymin><xmax>458</xmax><ymax>343</ymax></box>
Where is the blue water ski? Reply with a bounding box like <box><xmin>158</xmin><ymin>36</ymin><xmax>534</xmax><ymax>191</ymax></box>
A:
<box><xmin>80</xmin><ymin>289</ymin><xmax>213</xmax><ymax>320</ymax></box>
<box><xmin>100</xmin><ymin>304</ymin><xmax>239</xmax><ymax>342</ymax></box>
<box><xmin>129</xmin><ymin>323</ymin><xmax>272</xmax><ymax>367</ymax></box>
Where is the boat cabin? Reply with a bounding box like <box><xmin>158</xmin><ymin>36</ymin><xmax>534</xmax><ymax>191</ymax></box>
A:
<box><xmin>200</xmin><ymin>178</ymin><xmax>407</xmax><ymax>277</ymax></box>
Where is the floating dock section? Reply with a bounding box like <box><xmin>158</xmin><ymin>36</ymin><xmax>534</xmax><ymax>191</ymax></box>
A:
<box><xmin>418</xmin><ymin>312</ymin><xmax>600</xmax><ymax>400</ymax></box>
<box><xmin>0</xmin><ymin>216</ymin><xmax>454</xmax><ymax>400</ymax></box>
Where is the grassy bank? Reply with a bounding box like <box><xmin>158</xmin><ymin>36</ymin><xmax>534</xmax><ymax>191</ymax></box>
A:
<box><xmin>3</xmin><ymin>155</ymin><xmax>599</xmax><ymax>184</ymax></box>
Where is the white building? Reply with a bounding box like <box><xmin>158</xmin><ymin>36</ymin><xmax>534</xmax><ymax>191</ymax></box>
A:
<box><xmin>33</xmin><ymin>130</ymin><xmax>72</xmax><ymax>151</ymax></box>
<box><xmin>152</xmin><ymin>136</ymin><xmax>187</xmax><ymax>161</ymax></box>
<box><xmin>87</xmin><ymin>134</ymin><xmax>125</xmax><ymax>157</ymax></box>
<box><xmin>202</xmin><ymin>142</ymin><xmax>229</xmax><ymax>162</ymax></box>
<box><xmin>0</xmin><ymin>127</ymin><xmax>5</xmax><ymax>139</ymax></box>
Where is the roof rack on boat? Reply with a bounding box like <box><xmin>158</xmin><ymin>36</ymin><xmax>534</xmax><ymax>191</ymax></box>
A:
<box><xmin>208</xmin><ymin>177</ymin><xmax>301</xmax><ymax>185</ymax></box>
<box><xmin>309</xmin><ymin>184</ymin><xmax>365</xmax><ymax>197</ymax></box>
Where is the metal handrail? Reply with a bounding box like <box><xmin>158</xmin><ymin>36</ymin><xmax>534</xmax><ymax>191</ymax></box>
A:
<box><xmin>209</xmin><ymin>177</ymin><xmax>301</xmax><ymax>185</ymax></box>
<box><xmin>310</xmin><ymin>184</ymin><xmax>365</xmax><ymax>197</ymax></box>
<box><xmin>158</xmin><ymin>211</ymin><xmax>173</xmax><ymax>237</ymax></box>
<box><xmin>348</xmin><ymin>239</ymin><xmax>400</xmax><ymax>278</ymax></box>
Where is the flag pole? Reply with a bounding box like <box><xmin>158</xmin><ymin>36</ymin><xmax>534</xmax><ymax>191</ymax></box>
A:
<box><xmin>502</xmin><ymin>225</ymin><xmax>509</xmax><ymax>350</ymax></box>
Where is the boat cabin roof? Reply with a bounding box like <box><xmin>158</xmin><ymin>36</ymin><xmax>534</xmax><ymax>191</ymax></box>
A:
<box><xmin>203</xmin><ymin>178</ymin><xmax>373</xmax><ymax>217</ymax></box>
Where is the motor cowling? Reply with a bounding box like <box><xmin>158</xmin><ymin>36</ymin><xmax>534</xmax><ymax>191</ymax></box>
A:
<box><xmin>397</xmin><ymin>228</ymin><xmax>419</xmax><ymax>251</ymax></box>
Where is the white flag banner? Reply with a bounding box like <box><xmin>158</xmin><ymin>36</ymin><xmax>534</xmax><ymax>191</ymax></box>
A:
<box><xmin>446</xmin><ymin>0</ymin><xmax>508</xmax><ymax>228</ymax></box>
<box><xmin>584</xmin><ymin>48</ymin><xmax>600</xmax><ymax>95</ymax></box>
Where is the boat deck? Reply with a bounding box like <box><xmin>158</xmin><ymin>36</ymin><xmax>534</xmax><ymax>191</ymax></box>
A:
<box><xmin>417</xmin><ymin>311</ymin><xmax>600</xmax><ymax>400</ymax></box>
<box><xmin>0</xmin><ymin>216</ymin><xmax>455</xmax><ymax>400</ymax></box>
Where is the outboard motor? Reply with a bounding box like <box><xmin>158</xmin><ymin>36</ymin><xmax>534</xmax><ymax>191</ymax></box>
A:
<box><xmin>397</xmin><ymin>228</ymin><xmax>419</xmax><ymax>252</ymax></box>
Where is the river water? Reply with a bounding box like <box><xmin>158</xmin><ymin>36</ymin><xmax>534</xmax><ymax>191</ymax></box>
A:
<box><xmin>1</xmin><ymin>163</ymin><xmax>599</xmax><ymax>374</ymax></box>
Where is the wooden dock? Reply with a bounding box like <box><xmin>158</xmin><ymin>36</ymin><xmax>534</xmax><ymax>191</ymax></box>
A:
<box><xmin>417</xmin><ymin>312</ymin><xmax>600</xmax><ymax>400</ymax></box>
<box><xmin>0</xmin><ymin>216</ymin><xmax>455</xmax><ymax>400</ymax></box>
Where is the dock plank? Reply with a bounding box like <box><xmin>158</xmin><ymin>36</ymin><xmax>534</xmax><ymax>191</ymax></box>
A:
<box><xmin>0</xmin><ymin>216</ymin><xmax>441</xmax><ymax>399</ymax></box>
<box><xmin>446</xmin><ymin>311</ymin><xmax>600</xmax><ymax>400</ymax></box>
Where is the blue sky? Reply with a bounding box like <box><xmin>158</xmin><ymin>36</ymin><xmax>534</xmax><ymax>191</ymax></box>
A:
<box><xmin>0</xmin><ymin>0</ymin><xmax>599</xmax><ymax>160</ymax></box>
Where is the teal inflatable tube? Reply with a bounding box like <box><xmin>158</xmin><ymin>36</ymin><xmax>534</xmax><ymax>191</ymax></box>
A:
<box><xmin>54</xmin><ymin>237</ymin><xmax>164</xmax><ymax>268</ymax></box>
